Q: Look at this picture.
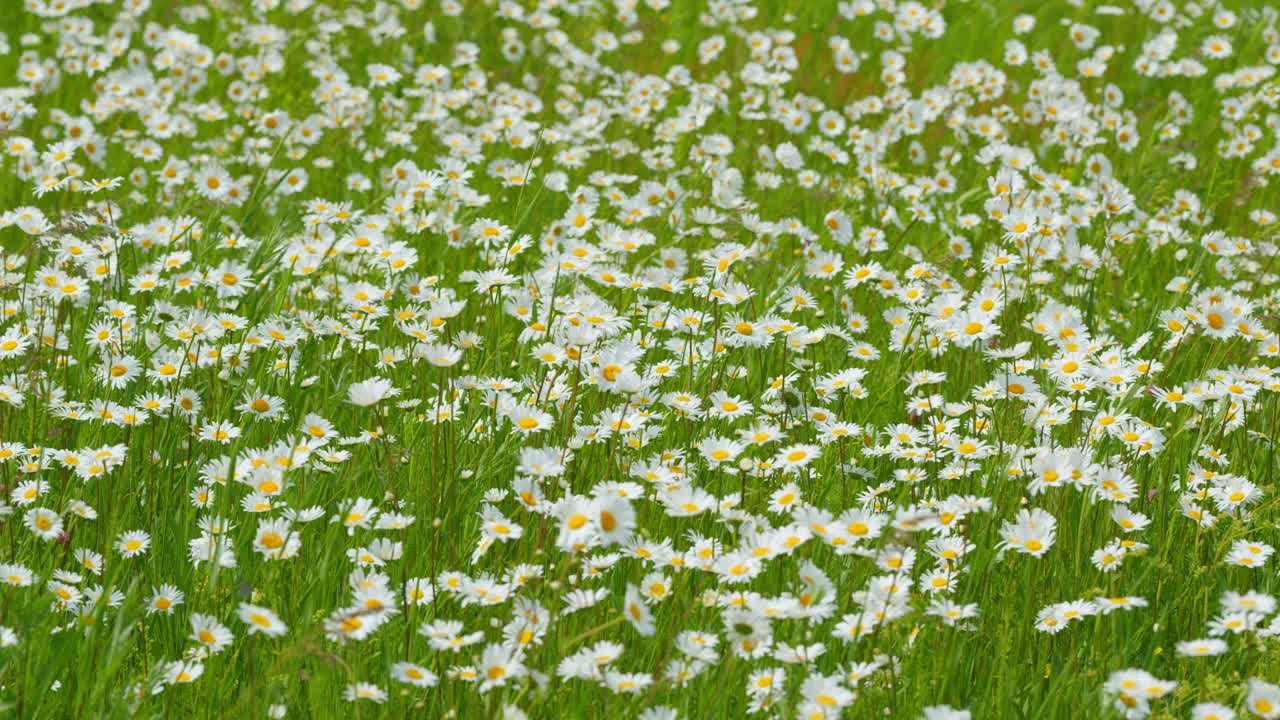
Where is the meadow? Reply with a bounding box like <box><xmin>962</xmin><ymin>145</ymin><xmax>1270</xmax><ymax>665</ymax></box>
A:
<box><xmin>1</xmin><ymin>0</ymin><xmax>1279</xmax><ymax>718</ymax></box>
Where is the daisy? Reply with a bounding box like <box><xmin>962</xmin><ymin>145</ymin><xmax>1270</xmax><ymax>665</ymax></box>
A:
<box><xmin>146</xmin><ymin>584</ymin><xmax>185</xmax><ymax>615</ymax></box>
<box><xmin>115</xmin><ymin>530</ymin><xmax>151</xmax><ymax>558</ymax></box>
<box><xmin>391</xmin><ymin>662</ymin><xmax>438</xmax><ymax>688</ymax></box>
<box><xmin>190</xmin><ymin>614</ymin><xmax>234</xmax><ymax>654</ymax></box>
<box><xmin>238</xmin><ymin>603</ymin><xmax>288</xmax><ymax>637</ymax></box>
<box><xmin>347</xmin><ymin>377</ymin><xmax>398</xmax><ymax>407</ymax></box>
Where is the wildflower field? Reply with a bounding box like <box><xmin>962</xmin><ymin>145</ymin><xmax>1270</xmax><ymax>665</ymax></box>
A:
<box><xmin>2</xmin><ymin>0</ymin><xmax>1280</xmax><ymax>717</ymax></box>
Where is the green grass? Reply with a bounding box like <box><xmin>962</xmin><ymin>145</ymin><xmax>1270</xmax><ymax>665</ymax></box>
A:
<box><xmin>1</xmin><ymin>0</ymin><xmax>1279</xmax><ymax>718</ymax></box>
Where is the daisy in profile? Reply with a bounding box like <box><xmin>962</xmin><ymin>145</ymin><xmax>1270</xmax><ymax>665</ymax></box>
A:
<box><xmin>347</xmin><ymin>377</ymin><xmax>399</xmax><ymax>406</ymax></box>
<box><xmin>238</xmin><ymin>603</ymin><xmax>288</xmax><ymax>637</ymax></box>
<box><xmin>391</xmin><ymin>662</ymin><xmax>438</xmax><ymax>688</ymax></box>
<box><xmin>623</xmin><ymin>584</ymin><xmax>655</xmax><ymax>636</ymax></box>
<box><xmin>162</xmin><ymin>660</ymin><xmax>204</xmax><ymax>686</ymax></box>
<box><xmin>1175</xmin><ymin>638</ymin><xmax>1227</xmax><ymax>657</ymax></box>
<box><xmin>343</xmin><ymin>682</ymin><xmax>387</xmax><ymax>703</ymax></box>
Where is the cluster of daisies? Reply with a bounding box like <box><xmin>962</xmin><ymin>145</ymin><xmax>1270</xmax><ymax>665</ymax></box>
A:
<box><xmin>1</xmin><ymin>0</ymin><xmax>1279</xmax><ymax>718</ymax></box>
